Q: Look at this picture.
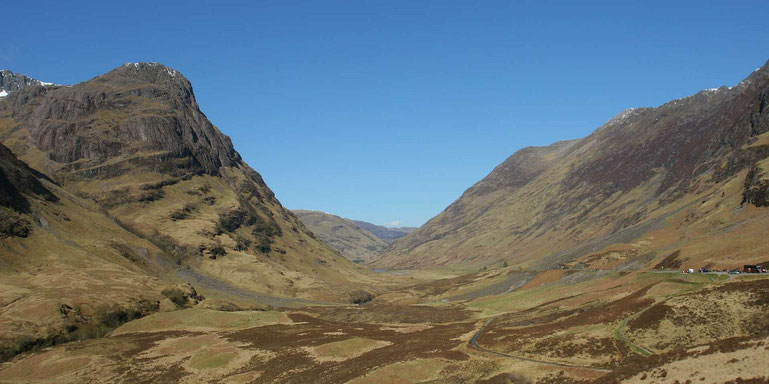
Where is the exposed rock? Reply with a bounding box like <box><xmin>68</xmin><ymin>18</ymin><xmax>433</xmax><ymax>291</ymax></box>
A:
<box><xmin>160</xmin><ymin>283</ymin><xmax>204</xmax><ymax>308</ymax></box>
<box><xmin>0</xmin><ymin>143</ymin><xmax>57</xmax><ymax>213</ymax></box>
<box><xmin>2</xmin><ymin>62</ymin><xmax>240</xmax><ymax>176</ymax></box>
<box><xmin>0</xmin><ymin>70</ymin><xmax>52</xmax><ymax>96</ymax></box>
<box><xmin>349</xmin><ymin>289</ymin><xmax>374</xmax><ymax>305</ymax></box>
<box><xmin>743</xmin><ymin>166</ymin><xmax>769</xmax><ymax>207</ymax></box>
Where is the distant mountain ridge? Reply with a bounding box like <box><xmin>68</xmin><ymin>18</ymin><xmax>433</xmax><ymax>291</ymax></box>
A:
<box><xmin>373</xmin><ymin>60</ymin><xmax>769</xmax><ymax>270</ymax></box>
<box><xmin>292</xmin><ymin>210</ymin><xmax>417</xmax><ymax>262</ymax></box>
<box><xmin>349</xmin><ymin>220</ymin><xmax>417</xmax><ymax>243</ymax></box>
<box><xmin>292</xmin><ymin>210</ymin><xmax>388</xmax><ymax>262</ymax></box>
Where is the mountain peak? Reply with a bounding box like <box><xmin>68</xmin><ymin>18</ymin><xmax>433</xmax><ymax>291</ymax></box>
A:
<box><xmin>2</xmin><ymin>63</ymin><xmax>239</xmax><ymax>175</ymax></box>
<box><xmin>0</xmin><ymin>69</ymin><xmax>54</xmax><ymax>98</ymax></box>
<box><xmin>95</xmin><ymin>62</ymin><xmax>193</xmax><ymax>96</ymax></box>
<box><xmin>121</xmin><ymin>62</ymin><xmax>181</xmax><ymax>78</ymax></box>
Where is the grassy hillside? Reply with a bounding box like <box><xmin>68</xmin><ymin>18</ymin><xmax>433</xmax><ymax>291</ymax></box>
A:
<box><xmin>375</xmin><ymin>61</ymin><xmax>769</xmax><ymax>272</ymax></box>
<box><xmin>349</xmin><ymin>220</ymin><xmax>416</xmax><ymax>244</ymax></box>
<box><xmin>293</xmin><ymin>210</ymin><xmax>388</xmax><ymax>263</ymax></box>
<box><xmin>0</xmin><ymin>141</ymin><xmax>178</xmax><ymax>361</ymax></box>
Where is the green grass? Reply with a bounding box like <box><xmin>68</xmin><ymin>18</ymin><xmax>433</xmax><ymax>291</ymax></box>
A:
<box><xmin>189</xmin><ymin>350</ymin><xmax>237</xmax><ymax>370</ymax></box>
<box><xmin>310</xmin><ymin>338</ymin><xmax>390</xmax><ymax>361</ymax></box>
<box><xmin>112</xmin><ymin>308</ymin><xmax>287</xmax><ymax>335</ymax></box>
<box><xmin>466</xmin><ymin>282</ymin><xmax>568</xmax><ymax>316</ymax></box>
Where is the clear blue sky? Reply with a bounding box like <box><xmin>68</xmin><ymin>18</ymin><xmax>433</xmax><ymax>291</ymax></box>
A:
<box><xmin>3</xmin><ymin>1</ymin><xmax>769</xmax><ymax>227</ymax></box>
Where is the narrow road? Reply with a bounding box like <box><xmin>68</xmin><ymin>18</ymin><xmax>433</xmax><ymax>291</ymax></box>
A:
<box><xmin>468</xmin><ymin>318</ymin><xmax>613</xmax><ymax>372</ymax></box>
<box><xmin>615</xmin><ymin>310</ymin><xmax>653</xmax><ymax>357</ymax></box>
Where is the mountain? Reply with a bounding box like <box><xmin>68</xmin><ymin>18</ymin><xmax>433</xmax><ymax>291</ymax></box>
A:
<box><xmin>0</xmin><ymin>70</ymin><xmax>52</xmax><ymax>98</ymax></box>
<box><xmin>350</xmin><ymin>220</ymin><xmax>417</xmax><ymax>244</ymax></box>
<box><xmin>0</xmin><ymin>64</ymin><xmax>371</xmax><ymax>360</ymax></box>
<box><xmin>373</xmin><ymin>61</ymin><xmax>769</xmax><ymax>270</ymax></box>
<box><xmin>1</xmin><ymin>63</ymin><xmax>769</xmax><ymax>384</ymax></box>
<box><xmin>293</xmin><ymin>210</ymin><xmax>388</xmax><ymax>262</ymax></box>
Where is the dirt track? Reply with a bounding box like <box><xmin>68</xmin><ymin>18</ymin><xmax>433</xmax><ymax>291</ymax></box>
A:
<box><xmin>468</xmin><ymin>318</ymin><xmax>613</xmax><ymax>372</ymax></box>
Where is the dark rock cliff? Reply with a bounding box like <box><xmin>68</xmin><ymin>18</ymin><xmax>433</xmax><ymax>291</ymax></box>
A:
<box><xmin>0</xmin><ymin>70</ymin><xmax>50</xmax><ymax>94</ymax></box>
<box><xmin>2</xmin><ymin>63</ymin><xmax>241</xmax><ymax>177</ymax></box>
<box><xmin>0</xmin><ymin>142</ymin><xmax>58</xmax><ymax>238</ymax></box>
<box><xmin>0</xmin><ymin>143</ymin><xmax>57</xmax><ymax>213</ymax></box>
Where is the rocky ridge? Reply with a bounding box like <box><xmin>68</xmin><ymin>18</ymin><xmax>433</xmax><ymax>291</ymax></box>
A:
<box><xmin>0</xmin><ymin>69</ymin><xmax>53</xmax><ymax>98</ymax></box>
<box><xmin>375</xmin><ymin>60</ymin><xmax>769</xmax><ymax>270</ymax></box>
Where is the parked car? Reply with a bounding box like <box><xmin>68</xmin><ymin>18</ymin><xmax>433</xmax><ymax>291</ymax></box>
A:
<box><xmin>742</xmin><ymin>265</ymin><xmax>769</xmax><ymax>274</ymax></box>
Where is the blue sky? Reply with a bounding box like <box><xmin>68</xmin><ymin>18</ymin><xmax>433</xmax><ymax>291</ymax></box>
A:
<box><xmin>3</xmin><ymin>1</ymin><xmax>769</xmax><ymax>227</ymax></box>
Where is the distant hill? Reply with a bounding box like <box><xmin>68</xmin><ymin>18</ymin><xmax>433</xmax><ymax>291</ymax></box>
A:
<box><xmin>349</xmin><ymin>220</ymin><xmax>417</xmax><ymax>244</ymax></box>
<box><xmin>373</xmin><ymin>60</ymin><xmax>769</xmax><ymax>270</ymax></box>
<box><xmin>292</xmin><ymin>211</ymin><xmax>416</xmax><ymax>262</ymax></box>
<box><xmin>293</xmin><ymin>210</ymin><xmax>388</xmax><ymax>262</ymax></box>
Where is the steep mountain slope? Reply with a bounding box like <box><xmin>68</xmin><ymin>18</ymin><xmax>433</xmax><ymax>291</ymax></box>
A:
<box><xmin>293</xmin><ymin>210</ymin><xmax>388</xmax><ymax>262</ymax></box>
<box><xmin>350</xmin><ymin>220</ymin><xmax>417</xmax><ymax>244</ymax></box>
<box><xmin>0</xmin><ymin>64</ymin><xmax>370</xmax><ymax>305</ymax></box>
<box><xmin>375</xmin><ymin>61</ymin><xmax>769</xmax><ymax>270</ymax></box>
<box><xmin>0</xmin><ymin>140</ymin><xmax>178</xmax><ymax>360</ymax></box>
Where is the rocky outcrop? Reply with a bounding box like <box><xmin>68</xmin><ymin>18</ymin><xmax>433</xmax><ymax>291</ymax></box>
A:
<box><xmin>3</xmin><ymin>63</ymin><xmax>240</xmax><ymax>176</ymax></box>
<box><xmin>743</xmin><ymin>166</ymin><xmax>769</xmax><ymax>207</ymax></box>
<box><xmin>0</xmin><ymin>143</ymin><xmax>57</xmax><ymax>213</ymax></box>
<box><xmin>0</xmin><ymin>70</ymin><xmax>51</xmax><ymax>96</ymax></box>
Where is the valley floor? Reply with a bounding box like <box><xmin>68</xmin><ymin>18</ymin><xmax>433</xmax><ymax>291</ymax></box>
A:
<box><xmin>1</xmin><ymin>267</ymin><xmax>768</xmax><ymax>384</ymax></box>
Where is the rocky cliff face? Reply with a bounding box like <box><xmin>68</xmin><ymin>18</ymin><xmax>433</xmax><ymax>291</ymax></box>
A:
<box><xmin>0</xmin><ymin>70</ymin><xmax>51</xmax><ymax>97</ymax></box>
<box><xmin>375</xmin><ymin>61</ymin><xmax>769</xmax><ymax>270</ymax></box>
<box><xmin>0</xmin><ymin>142</ymin><xmax>58</xmax><ymax>238</ymax></box>
<box><xmin>3</xmin><ymin>63</ymin><xmax>239</xmax><ymax>175</ymax></box>
<box><xmin>0</xmin><ymin>63</ymin><xmax>369</xmax><ymax>304</ymax></box>
<box><xmin>0</xmin><ymin>143</ymin><xmax>57</xmax><ymax>214</ymax></box>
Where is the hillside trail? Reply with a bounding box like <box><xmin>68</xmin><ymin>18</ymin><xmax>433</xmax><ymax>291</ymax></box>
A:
<box><xmin>468</xmin><ymin>318</ymin><xmax>613</xmax><ymax>372</ymax></box>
